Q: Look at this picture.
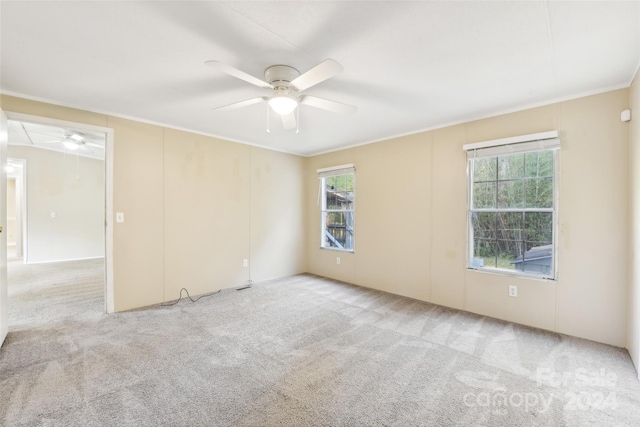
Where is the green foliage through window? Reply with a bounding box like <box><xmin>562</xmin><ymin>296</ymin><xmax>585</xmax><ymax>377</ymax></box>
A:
<box><xmin>469</xmin><ymin>150</ymin><xmax>555</xmax><ymax>277</ymax></box>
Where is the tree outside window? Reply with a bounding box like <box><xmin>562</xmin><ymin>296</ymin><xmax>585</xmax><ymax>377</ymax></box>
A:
<box><xmin>469</xmin><ymin>149</ymin><xmax>556</xmax><ymax>278</ymax></box>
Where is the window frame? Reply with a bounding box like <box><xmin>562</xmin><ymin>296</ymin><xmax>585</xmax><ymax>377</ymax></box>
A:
<box><xmin>465</xmin><ymin>134</ymin><xmax>559</xmax><ymax>280</ymax></box>
<box><xmin>318</xmin><ymin>165</ymin><xmax>355</xmax><ymax>252</ymax></box>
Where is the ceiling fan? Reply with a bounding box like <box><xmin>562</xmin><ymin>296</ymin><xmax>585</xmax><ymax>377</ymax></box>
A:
<box><xmin>32</xmin><ymin>129</ymin><xmax>104</xmax><ymax>154</ymax></box>
<box><xmin>206</xmin><ymin>59</ymin><xmax>357</xmax><ymax>131</ymax></box>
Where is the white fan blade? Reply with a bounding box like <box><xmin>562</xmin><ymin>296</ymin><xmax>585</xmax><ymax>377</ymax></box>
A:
<box><xmin>281</xmin><ymin>112</ymin><xmax>297</xmax><ymax>130</ymax></box>
<box><xmin>213</xmin><ymin>97</ymin><xmax>268</xmax><ymax>112</ymax></box>
<box><xmin>291</xmin><ymin>59</ymin><xmax>343</xmax><ymax>91</ymax></box>
<box><xmin>205</xmin><ymin>60</ymin><xmax>272</xmax><ymax>89</ymax></box>
<box><xmin>300</xmin><ymin>95</ymin><xmax>357</xmax><ymax>115</ymax></box>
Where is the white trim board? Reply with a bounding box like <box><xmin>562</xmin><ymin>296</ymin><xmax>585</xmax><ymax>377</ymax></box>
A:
<box><xmin>463</xmin><ymin>130</ymin><xmax>559</xmax><ymax>151</ymax></box>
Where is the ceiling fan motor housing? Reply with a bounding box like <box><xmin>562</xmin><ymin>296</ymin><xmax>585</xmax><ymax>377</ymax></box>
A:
<box><xmin>265</xmin><ymin>65</ymin><xmax>300</xmax><ymax>90</ymax></box>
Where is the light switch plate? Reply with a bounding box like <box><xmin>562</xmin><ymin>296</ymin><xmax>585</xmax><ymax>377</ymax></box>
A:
<box><xmin>116</xmin><ymin>212</ymin><xmax>125</xmax><ymax>223</ymax></box>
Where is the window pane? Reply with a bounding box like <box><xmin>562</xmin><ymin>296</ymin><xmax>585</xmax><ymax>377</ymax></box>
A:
<box><xmin>325</xmin><ymin>189</ymin><xmax>338</xmax><ymax>209</ymax></box>
<box><xmin>344</xmin><ymin>212</ymin><xmax>354</xmax><ymax>250</ymax></box>
<box><xmin>496</xmin><ymin>240</ymin><xmax>522</xmax><ymax>271</ymax></box>
<box><xmin>511</xmin><ymin>248</ymin><xmax>525</xmax><ymax>272</ymax></box>
<box><xmin>328</xmin><ymin>174</ymin><xmax>352</xmax><ymax>193</ymax></box>
<box><xmin>473</xmin><ymin>157</ymin><xmax>497</xmax><ymax>182</ymax></box>
<box><xmin>335</xmin><ymin>175</ymin><xmax>347</xmax><ymax>191</ymax></box>
<box><xmin>472</xmin><ymin>212</ymin><xmax>496</xmax><ymax>240</ymax></box>
<box><xmin>323</xmin><ymin>211</ymin><xmax>353</xmax><ymax>250</ymax></box>
<box><xmin>473</xmin><ymin>182</ymin><xmax>496</xmax><ymax>209</ymax></box>
<box><xmin>521</xmin><ymin>242</ymin><xmax>553</xmax><ymax>276</ymax></box>
<box><xmin>497</xmin><ymin>180</ymin><xmax>524</xmax><ymax>208</ymax></box>
<box><xmin>326</xmin><ymin>211</ymin><xmax>342</xmax><ymax>226</ymax></box>
<box><xmin>524</xmin><ymin>212</ymin><xmax>552</xmax><ymax>244</ymax></box>
<box><xmin>326</xmin><ymin>175</ymin><xmax>355</xmax><ymax>207</ymax></box>
<box><xmin>325</xmin><ymin>175</ymin><xmax>339</xmax><ymax>190</ymax></box>
<box><xmin>335</xmin><ymin>192</ymin><xmax>349</xmax><ymax>209</ymax></box>
<box><xmin>495</xmin><ymin>212</ymin><xmax>523</xmax><ymax>271</ymax></box>
<box><xmin>496</xmin><ymin>212</ymin><xmax>523</xmax><ymax>242</ymax></box>
<box><xmin>524</xmin><ymin>178</ymin><xmax>553</xmax><ymax>208</ymax></box>
<box><xmin>498</xmin><ymin>154</ymin><xmax>524</xmax><ymax>180</ymax></box>
<box><xmin>473</xmin><ymin>238</ymin><xmax>496</xmax><ymax>269</ymax></box>
<box><xmin>525</xmin><ymin>151</ymin><xmax>553</xmax><ymax>178</ymax></box>
<box><xmin>345</xmin><ymin>174</ymin><xmax>355</xmax><ymax>193</ymax></box>
<box><xmin>468</xmin><ymin>149</ymin><xmax>555</xmax><ymax>277</ymax></box>
<box><xmin>321</xmin><ymin>172</ymin><xmax>355</xmax><ymax>251</ymax></box>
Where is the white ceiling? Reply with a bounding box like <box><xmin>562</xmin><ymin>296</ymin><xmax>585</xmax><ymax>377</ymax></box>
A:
<box><xmin>1</xmin><ymin>1</ymin><xmax>638</xmax><ymax>156</ymax></box>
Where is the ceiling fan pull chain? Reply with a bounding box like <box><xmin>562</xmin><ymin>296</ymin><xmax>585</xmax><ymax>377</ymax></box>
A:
<box><xmin>266</xmin><ymin>103</ymin><xmax>270</xmax><ymax>134</ymax></box>
<box><xmin>296</xmin><ymin>106</ymin><xmax>300</xmax><ymax>134</ymax></box>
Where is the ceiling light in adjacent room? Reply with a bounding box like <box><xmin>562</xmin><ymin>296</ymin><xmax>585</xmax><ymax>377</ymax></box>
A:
<box><xmin>63</xmin><ymin>140</ymin><xmax>80</xmax><ymax>150</ymax></box>
<box><xmin>69</xmin><ymin>133</ymin><xmax>84</xmax><ymax>141</ymax></box>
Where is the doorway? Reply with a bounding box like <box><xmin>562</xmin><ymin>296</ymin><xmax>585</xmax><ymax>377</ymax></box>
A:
<box><xmin>4</xmin><ymin>113</ymin><xmax>114</xmax><ymax>319</ymax></box>
<box><xmin>6</xmin><ymin>158</ymin><xmax>25</xmax><ymax>261</ymax></box>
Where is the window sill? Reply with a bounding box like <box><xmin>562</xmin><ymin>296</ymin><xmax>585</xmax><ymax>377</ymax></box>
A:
<box><xmin>466</xmin><ymin>267</ymin><xmax>556</xmax><ymax>282</ymax></box>
<box><xmin>320</xmin><ymin>247</ymin><xmax>354</xmax><ymax>253</ymax></box>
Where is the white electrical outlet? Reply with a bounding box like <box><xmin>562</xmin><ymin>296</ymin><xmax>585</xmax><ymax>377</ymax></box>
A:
<box><xmin>243</xmin><ymin>259</ymin><xmax>248</xmax><ymax>268</ymax></box>
<box><xmin>509</xmin><ymin>285</ymin><xmax>518</xmax><ymax>297</ymax></box>
<box><xmin>336</xmin><ymin>257</ymin><xmax>341</xmax><ymax>265</ymax></box>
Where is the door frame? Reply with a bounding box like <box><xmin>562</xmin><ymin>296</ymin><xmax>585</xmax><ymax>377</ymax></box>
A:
<box><xmin>1</xmin><ymin>109</ymin><xmax>8</xmax><ymax>346</ymax></box>
<box><xmin>5</xmin><ymin>112</ymin><xmax>115</xmax><ymax>313</ymax></box>
<box><xmin>7</xmin><ymin>158</ymin><xmax>27</xmax><ymax>259</ymax></box>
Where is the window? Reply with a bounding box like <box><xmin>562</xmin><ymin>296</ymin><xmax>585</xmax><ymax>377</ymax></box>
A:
<box><xmin>318</xmin><ymin>164</ymin><xmax>355</xmax><ymax>251</ymax></box>
<box><xmin>465</xmin><ymin>132</ymin><xmax>559</xmax><ymax>278</ymax></box>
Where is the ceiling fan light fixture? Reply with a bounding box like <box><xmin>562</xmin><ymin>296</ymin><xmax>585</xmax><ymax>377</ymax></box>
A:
<box><xmin>69</xmin><ymin>133</ymin><xmax>84</xmax><ymax>142</ymax></box>
<box><xmin>268</xmin><ymin>94</ymin><xmax>298</xmax><ymax>115</ymax></box>
<box><xmin>63</xmin><ymin>140</ymin><xmax>80</xmax><ymax>150</ymax></box>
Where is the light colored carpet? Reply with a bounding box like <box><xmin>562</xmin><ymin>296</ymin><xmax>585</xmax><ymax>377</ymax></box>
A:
<box><xmin>6</xmin><ymin>257</ymin><xmax>105</xmax><ymax>331</ymax></box>
<box><xmin>1</xmin><ymin>259</ymin><xmax>639</xmax><ymax>426</ymax></box>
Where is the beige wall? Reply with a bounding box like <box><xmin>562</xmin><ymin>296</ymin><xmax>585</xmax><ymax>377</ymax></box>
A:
<box><xmin>1</xmin><ymin>95</ymin><xmax>307</xmax><ymax>312</ymax></box>
<box><xmin>629</xmin><ymin>68</ymin><xmax>640</xmax><ymax>375</ymax></box>
<box><xmin>307</xmin><ymin>89</ymin><xmax>630</xmax><ymax>347</ymax></box>
<box><xmin>108</xmin><ymin>117</ymin><xmax>165</xmax><ymax>310</ymax></box>
<box><xmin>250</xmin><ymin>147</ymin><xmax>307</xmax><ymax>283</ymax></box>
<box><xmin>1</xmin><ymin>87</ymin><xmax>633</xmax><ymax>349</ymax></box>
<box><xmin>163</xmin><ymin>128</ymin><xmax>251</xmax><ymax>300</ymax></box>
<box><xmin>7</xmin><ymin>145</ymin><xmax>105</xmax><ymax>263</ymax></box>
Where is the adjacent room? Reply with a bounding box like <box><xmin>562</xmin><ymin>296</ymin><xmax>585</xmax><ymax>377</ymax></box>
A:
<box><xmin>4</xmin><ymin>120</ymin><xmax>106</xmax><ymax>329</ymax></box>
<box><xmin>1</xmin><ymin>1</ymin><xmax>640</xmax><ymax>426</ymax></box>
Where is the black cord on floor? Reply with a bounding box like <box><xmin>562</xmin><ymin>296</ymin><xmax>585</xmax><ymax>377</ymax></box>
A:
<box><xmin>162</xmin><ymin>288</ymin><xmax>221</xmax><ymax>306</ymax></box>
